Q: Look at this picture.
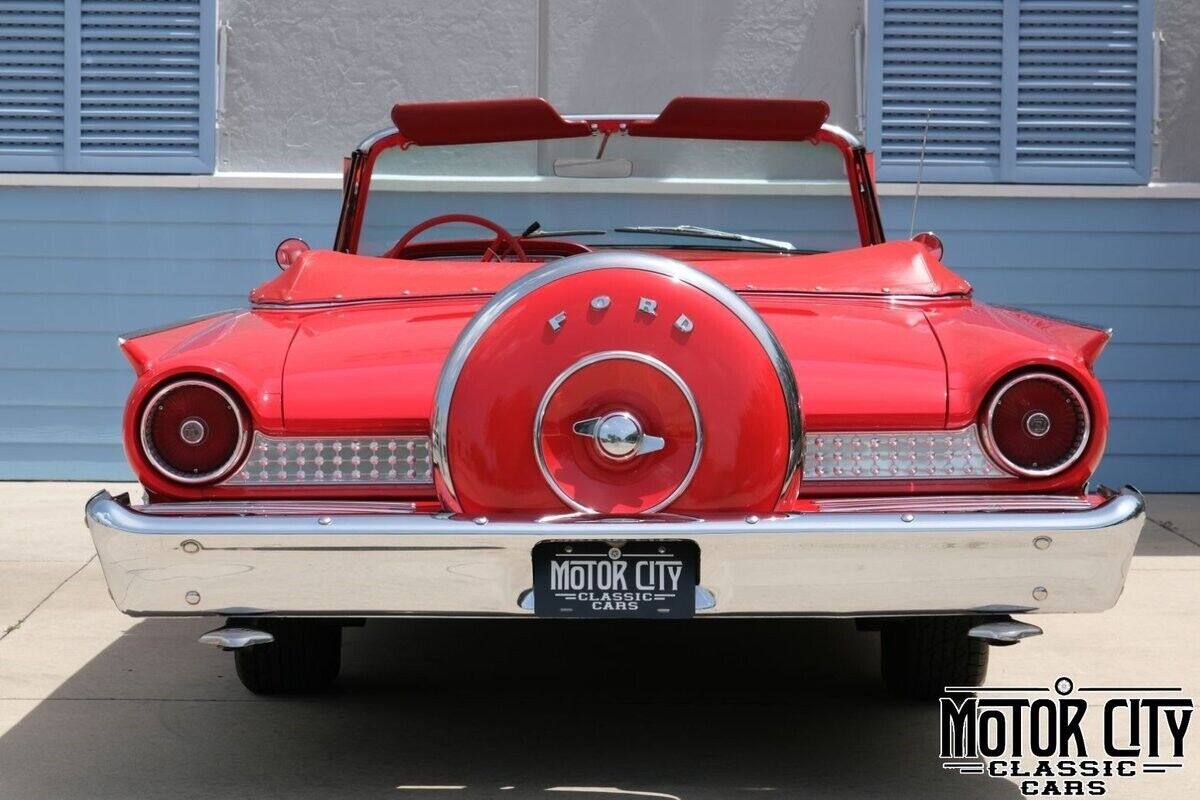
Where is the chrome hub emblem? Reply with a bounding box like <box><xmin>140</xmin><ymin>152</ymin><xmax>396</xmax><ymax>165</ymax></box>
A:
<box><xmin>573</xmin><ymin>411</ymin><xmax>666</xmax><ymax>461</ymax></box>
<box><xmin>179</xmin><ymin>417</ymin><xmax>207</xmax><ymax>445</ymax></box>
<box><xmin>1024</xmin><ymin>411</ymin><xmax>1052</xmax><ymax>438</ymax></box>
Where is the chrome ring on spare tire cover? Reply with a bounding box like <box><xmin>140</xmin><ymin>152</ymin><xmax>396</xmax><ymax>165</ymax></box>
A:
<box><xmin>431</xmin><ymin>251</ymin><xmax>804</xmax><ymax>512</ymax></box>
<box><xmin>533</xmin><ymin>350</ymin><xmax>704</xmax><ymax>513</ymax></box>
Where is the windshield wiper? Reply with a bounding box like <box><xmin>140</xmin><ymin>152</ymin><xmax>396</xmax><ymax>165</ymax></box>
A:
<box><xmin>519</xmin><ymin>221</ymin><xmax>607</xmax><ymax>239</ymax></box>
<box><xmin>526</xmin><ymin>228</ymin><xmax>607</xmax><ymax>238</ymax></box>
<box><xmin>614</xmin><ymin>225</ymin><xmax>796</xmax><ymax>251</ymax></box>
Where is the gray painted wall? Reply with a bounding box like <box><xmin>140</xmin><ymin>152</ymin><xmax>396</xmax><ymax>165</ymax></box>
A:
<box><xmin>1157</xmin><ymin>0</ymin><xmax>1200</xmax><ymax>180</ymax></box>
<box><xmin>219</xmin><ymin>0</ymin><xmax>540</xmax><ymax>172</ymax></box>
<box><xmin>217</xmin><ymin>0</ymin><xmax>1200</xmax><ymax>180</ymax></box>
<box><xmin>0</xmin><ymin>186</ymin><xmax>1196</xmax><ymax>489</ymax></box>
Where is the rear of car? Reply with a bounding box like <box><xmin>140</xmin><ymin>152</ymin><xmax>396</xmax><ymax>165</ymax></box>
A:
<box><xmin>84</xmin><ymin>97</ymin><xmax>1145</xmax><ymax>699</ymax></box>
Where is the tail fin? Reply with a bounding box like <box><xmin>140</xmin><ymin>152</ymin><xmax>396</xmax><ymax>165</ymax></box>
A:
<box><xmin>118</xmin><ymin>311</ymin><xmax>237</xmax><ymax>376</ymax></box>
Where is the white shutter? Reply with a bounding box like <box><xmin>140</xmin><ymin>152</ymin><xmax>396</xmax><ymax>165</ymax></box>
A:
<box><xmin>0</xmin><ymin>0</ymin><xmax>67</xmax><ymax>170</ymax></box>
<box><xmin>868</xmin><ymin>0</ymin><xmax>1153</xmax><ymax>184</ymax></box>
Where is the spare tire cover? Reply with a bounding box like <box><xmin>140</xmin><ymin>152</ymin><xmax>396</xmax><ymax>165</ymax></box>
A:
<box><xmin>431</xmin><ymin>252</ymin><xmax>802</xmax><ymax>515</ymax></box>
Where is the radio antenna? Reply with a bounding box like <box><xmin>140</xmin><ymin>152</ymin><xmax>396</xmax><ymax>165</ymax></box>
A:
<box><xmin>908</xmin><ymin>107</ymin><xmax>932</xmax><ymax>238</ymax></box>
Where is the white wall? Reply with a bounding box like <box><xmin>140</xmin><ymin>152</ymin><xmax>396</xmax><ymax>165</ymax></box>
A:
<box><xmin>217</xmin><ymin>0</ymin><xmax>1200</xmax><ymax>180</ymax></box>
<box><xmin>218</xmin><ymin>0</ymin><xmax>863</xmax><ymax>172</ymax></box>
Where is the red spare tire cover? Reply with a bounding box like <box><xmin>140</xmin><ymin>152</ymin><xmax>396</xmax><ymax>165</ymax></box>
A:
<box><xmin>431</xmin><ymin>252</ymin><xmax>802</xmax><ymax>515</ymax></box>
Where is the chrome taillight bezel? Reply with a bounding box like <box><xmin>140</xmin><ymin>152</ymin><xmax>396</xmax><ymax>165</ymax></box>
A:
<box><xmin>139</xmin><ymin>379</ymin><xmax>250</xmax><ymax>484</ymax></box>
<box><xmin>981</xmin><ymin>371</ymin><xmax>1091</xmax><ymax>478</ymax></box>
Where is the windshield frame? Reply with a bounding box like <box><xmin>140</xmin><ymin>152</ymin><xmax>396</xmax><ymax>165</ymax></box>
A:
<box><xmin>334</xmin><ymin>113</ymin><xmax>884</xmax><ymax>255</ymax></box>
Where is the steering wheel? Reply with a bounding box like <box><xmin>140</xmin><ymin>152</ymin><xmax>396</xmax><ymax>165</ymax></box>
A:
<box><xmin>384</xmin><ymin>213</ymin><xmax>530</xmax><ymax>262</ymax></box>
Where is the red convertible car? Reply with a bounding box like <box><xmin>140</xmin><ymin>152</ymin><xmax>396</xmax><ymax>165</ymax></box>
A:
<box><xmin>85</xmin><ymin>97</ymin><xmax>1145</xmax><ymax>699</ymax></box>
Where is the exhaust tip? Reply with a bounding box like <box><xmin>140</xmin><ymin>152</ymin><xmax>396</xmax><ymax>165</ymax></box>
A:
<box><xmin>968</xmin><ymin>619</ymin><xmax>1043</xmax><ymax>645</ymax></box>
<box><xmin>199</xmin><ymin>626</ymin><xmax>275</xmax><ymax>650</ymax></box>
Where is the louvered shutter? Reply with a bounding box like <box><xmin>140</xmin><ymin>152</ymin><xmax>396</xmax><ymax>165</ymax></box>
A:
<box><xmin>868</xmin><ymin>0</ymin><xmax>1154</xmax><ymax>184</ymax></box>
<box><xmin>0</xmin><ymin>0</ymin><xmax>67</xmax><ymax>170</ymax></box>
<box><xmin>1012</xmin><ymin>0</ymin><xmax>1150</xmax><ymax>181</ymax></box>
<box><xmin>868</xmin><ymin>0</ymin><xmax>1007</xmax><ymax>181</ymax></box>
<box><xmin>0</xmin><ymin>0</ymin><xmax>214</xmax><ymax>173</ymax></box>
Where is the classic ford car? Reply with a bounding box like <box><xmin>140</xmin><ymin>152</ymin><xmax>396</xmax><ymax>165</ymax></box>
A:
<box><xmin>84</xmin><ymin>96</ymin><xmax>1145</xmax><ymax>699</ymax></box>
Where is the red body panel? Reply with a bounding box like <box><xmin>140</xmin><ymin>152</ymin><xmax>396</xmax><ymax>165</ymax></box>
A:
<box><xmin>280</xmin><ymin>298</ymin><xmax>472</xmax><ymax>434</ymax></box>
<box><xmin>277</xmin><ymin>296</ymin><xmax>947</xmax><ymax>438</ymax></box>
<box><xmin>923</xmin><ymin>301</ymin><xmax>1109</xmax><ymax>494</ymax></box>
<box><xmin>122</xmin><ymin>253</ymin><xmax>1111</xmax><ymax>503</ymax></box>
<box><xmin>121</xmin><ymin>311</ymin><xmax>299</xmax><ymax>500</ymax></box>
<box><xmin>760</xmin><ymin>298</ymin><xmax>947</xmax><ymax>430</ymax></box>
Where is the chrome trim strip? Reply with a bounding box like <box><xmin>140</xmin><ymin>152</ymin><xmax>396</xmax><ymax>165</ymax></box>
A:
<box><xmin>815</xmin><ymin>495</ymin><xmax>1092</xmax><ymax>513</ymax></box>
<box><xmin>562</xmin><ymin>113</ymin><xmax>657</xmax><ymax>122</ymax></box>
<box><xmin>140</xmin><ymin>500</ymin><xmax>423</xmax><ymax>516</ymax></box>
<box><xmin>84</xmin><ymin>487</ymin><xmax>1146</xmax><ymax>617</ymax></box>
<box><xmin>359</xmin><ymin>120</ymin><xmax>860</xmax><ymax>151</ymax></box>
<box><xmin>532</xmin><ymin>351</ymin><xmax>703</xmax><ymax>513</ymax></box>
<box><xmin>139</xmin><ymin>380</ymin><xmax>249</xmax><ymax>485</ymax></box>
<box><xmin>981</xmin><ymin>373</ymin><xmax>1092</xmax><ymax>478</ymax></box>
<box><xmin>431</xmin><ymin>251</ymin><xmax>803</xmax><ymax>511</ymax></box>
<box><xmin>251</xmin><ymin>290</ymin><xmax>972</xmax><ymax>311</ymax></box>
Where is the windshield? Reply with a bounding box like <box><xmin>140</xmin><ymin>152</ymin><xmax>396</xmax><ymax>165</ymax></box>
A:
<box><xmin>356</xmin><ymin>134</ymin><xmax>863</xmax><ymax>258</ymax></box>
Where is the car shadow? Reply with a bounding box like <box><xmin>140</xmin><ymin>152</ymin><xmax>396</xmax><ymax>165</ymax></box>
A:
<box><xmin>0</xmin><ymin>617</ymin><xmax>1020</xmax><ymax>799</ymax></box>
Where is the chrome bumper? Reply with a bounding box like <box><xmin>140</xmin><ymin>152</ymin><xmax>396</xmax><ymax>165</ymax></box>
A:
<box><xmin>84</xmin><ymin>488</ymin><xmax>1145</xmax><ymax>618</ymax></box>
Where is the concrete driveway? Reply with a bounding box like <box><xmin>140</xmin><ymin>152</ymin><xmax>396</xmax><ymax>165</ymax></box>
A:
<box><xmin>1</xmin><ymin>482</ymin><xmax>1197</xmax><ymax>799</ymax></box>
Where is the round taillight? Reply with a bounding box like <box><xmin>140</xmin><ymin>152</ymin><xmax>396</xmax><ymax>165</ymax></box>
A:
<box><xmin>140</xmin><ymin>380</ymin><xmax>248</xmax><ymax>483</ymax></box>
<box><xmin>982</xmin><ymin>373</ymin><xmax>1090</xmax><ymax>477</ymax></box>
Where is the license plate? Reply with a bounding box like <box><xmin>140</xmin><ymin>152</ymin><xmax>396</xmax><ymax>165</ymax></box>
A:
<box><xmin>531</xmin><ymin>540</ymin><xmax>699</xmax><ymax>619</ymax></box>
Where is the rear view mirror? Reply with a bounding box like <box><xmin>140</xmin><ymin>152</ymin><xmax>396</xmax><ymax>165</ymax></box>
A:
<box><xmin>911</xmin><ymin>231</ymin><xmax>944</xmax><ymax>261</ymax></box>
<box><xmin>275</xmin><ymin>237</ymin><xmax>310</xmax><ymax>271</ymax></box>
<box><xmin>553</xmin><ymin>158</ymin><xmax>633</xmax><ymax>178</ymax></box>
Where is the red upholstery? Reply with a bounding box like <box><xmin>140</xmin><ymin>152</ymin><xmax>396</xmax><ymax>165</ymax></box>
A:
<box><xmin>390</xmin><ymin>97</ymin><xmax>591</xmax><ymax>146</ymax></box>
<box><xmin>628</xmin><ymin>96</ymin><xmax>830</xmax><ymax>141</ymax></box>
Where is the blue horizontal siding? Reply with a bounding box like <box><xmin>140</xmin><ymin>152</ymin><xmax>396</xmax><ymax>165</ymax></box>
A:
<box><xmin>0</xmin><ymin>186</ymin><xmax>1196</xmax><ymax>492</ymax></box>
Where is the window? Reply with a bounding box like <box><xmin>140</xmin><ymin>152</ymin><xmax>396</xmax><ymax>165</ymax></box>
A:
<box><xmin>0</xmin><ymin>0</ymin><xmax>215</xmax><ymax>174</ymax></box>
<box><xmin>866</xmin><ymin>0</ymin><xmax>1155</xmax><ymax>184</ymax></box>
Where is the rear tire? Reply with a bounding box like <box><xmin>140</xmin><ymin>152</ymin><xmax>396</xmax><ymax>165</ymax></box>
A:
<box><xmin>233</xmin><ymin>619</ymin><xmax>342</xmax><ymax>695</ymax></box>
<box><xmin>880</xmin><ymin>616</ymin><xmax>989</xmax><ymax>701</ymax></box>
